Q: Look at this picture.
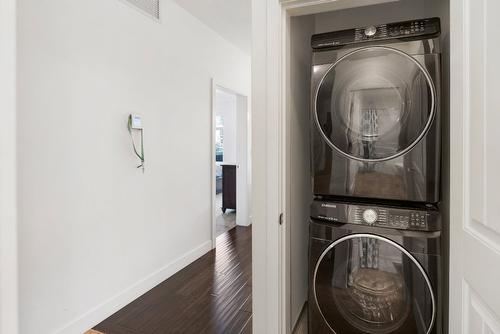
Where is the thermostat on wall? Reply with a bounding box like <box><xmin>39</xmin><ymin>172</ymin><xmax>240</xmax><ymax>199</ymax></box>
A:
<box><xmin>130</xmin><ymin>114</ymin><xmax>143</xmax><ymax>129</ymax></box>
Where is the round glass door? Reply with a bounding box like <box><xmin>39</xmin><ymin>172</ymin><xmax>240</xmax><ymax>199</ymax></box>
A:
<box><xmin>313</xmin><ymin>234</ymin><xmax>435</xmax><ymax>334</ymax></box>
<box><xmin>314</xmin><ymin>46</ymin><xmax>436</xmax><ymax>162</ymax></box>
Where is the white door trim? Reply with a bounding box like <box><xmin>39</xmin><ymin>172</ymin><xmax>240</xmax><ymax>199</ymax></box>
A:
<box><xmin>448</xmin><ymin>0</ymin><xmax>465</xmax><ymax>331</ymax></box>
<box><xmin>0</xmin><ymin>0</ymin><xmax>18</xmax><ymax>332</ymax></box>
<box><xmin>210</xmin><ymin>79</ymin><xmax>217</xmax><ymax>249</ymax></box>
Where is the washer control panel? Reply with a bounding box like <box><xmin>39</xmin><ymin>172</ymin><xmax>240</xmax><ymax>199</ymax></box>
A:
<box><xmin>311</xmin><ymin>200</ymin><xmax>440</xmax><ymax>231</ymax></box>
<box><xmin>312</xmin><ymin>17</ymin><xmax>440</xmax><ymax>50</ymax></box>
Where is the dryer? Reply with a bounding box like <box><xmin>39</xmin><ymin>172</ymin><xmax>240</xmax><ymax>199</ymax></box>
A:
<box><xmin>311</xmin><ymin>18</ymin><xmax>441</xmax><ymax>204</ymax></box>
<box><xmin>309</xmin><ymin>200</ymin><xmax>442</xmax><ymax>334</ymax></box>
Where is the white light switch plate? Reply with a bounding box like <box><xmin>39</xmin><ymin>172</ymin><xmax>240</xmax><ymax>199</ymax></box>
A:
<box><xmin>130</xmin><ymin>114</ymin><xmax>143</xmax><ymax>129</ymax></box>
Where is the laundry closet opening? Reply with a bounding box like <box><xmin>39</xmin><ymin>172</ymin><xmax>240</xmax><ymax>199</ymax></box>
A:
<box><xmin>284</xmin><ymin>1</ymin><xmax>450</xmax><ymax>333</ymax></box>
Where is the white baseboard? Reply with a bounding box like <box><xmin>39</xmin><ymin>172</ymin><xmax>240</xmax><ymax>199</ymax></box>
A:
<box><xmin>54</xmin><ymin>240</ymin><xmax>213</xmax><ymax>334</ymax></box>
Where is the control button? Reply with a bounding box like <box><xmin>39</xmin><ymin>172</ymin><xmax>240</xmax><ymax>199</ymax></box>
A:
<box><xmin>362</xmin><ymin>209</ymin><xmax>378</xmax><ymax>225</ymax></box>
<box><xmin>364</xmin><ymin>26</ymin><xmax>377</xmax><ymax>37</ymax></box>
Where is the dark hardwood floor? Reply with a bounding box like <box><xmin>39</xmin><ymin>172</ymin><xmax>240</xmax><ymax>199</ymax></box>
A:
<box><xmin>94</xmin><ymin>226</ymin><xmax>252</xmax><ymax>334</ymax></box>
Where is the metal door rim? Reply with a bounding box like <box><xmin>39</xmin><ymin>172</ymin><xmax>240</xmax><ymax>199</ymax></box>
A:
<box><xmin>313</xmin><ymin>45</ymin><xmax>437</xmax><ymax>162</ymax></box>
<box><xmin>312</xmin><ymin>232</ymin><xmax>436</xmax><ymax>334</ymax></box>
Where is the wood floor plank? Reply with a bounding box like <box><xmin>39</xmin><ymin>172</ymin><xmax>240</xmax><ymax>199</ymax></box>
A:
<box><xmin>94</xmin><ymin>226</ymin><xmax>252</xmax><ymax>334</ymax></box>
<box><xmin>240</xmin><ymin>294</ymin><xmax>252</xmax><ymax>313</ymax></box>
<box><xmin>240</xmin><ymin>315</ymin><xmax>252</xmax><ymax>334</ymax></box>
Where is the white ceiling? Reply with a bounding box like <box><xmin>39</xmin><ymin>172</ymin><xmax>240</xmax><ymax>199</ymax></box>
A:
<box><xmin>172</xmin><ymin>0</ymin><xmax>251</xmax><ymax>54</ymax></box>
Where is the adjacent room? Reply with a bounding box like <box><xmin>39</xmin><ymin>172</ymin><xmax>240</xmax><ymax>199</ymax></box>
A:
<box><xmin>214</xmin><ymin>86</ymin><xmax>250</xmax><ymax>237</ymax></box>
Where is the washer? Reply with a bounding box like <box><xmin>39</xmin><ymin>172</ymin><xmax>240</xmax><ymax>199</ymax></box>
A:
<box><xmin>311</xmin><ymin>18</ymin><xmax>441</xmax><ymax>203</ymax></box>
<box><xmin>309</xmin><ymin>200</ymin><xmax>442</xmax><ymax>334</ymax></box>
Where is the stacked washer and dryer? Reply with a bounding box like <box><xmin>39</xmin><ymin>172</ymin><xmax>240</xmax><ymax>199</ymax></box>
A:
<box><xmin>308</xmin><ymin>18</ymin><xmax>443</xmax><ymax>334</ymax></box>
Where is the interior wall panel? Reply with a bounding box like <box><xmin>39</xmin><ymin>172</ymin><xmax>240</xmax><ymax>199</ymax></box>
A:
<box><xmin>464</xmin><ymin>282</ymin><xmax>500</xmax><ymax>334</ymax></box>
<box><xmin>461</xmin><ymin>0</ymin><xmax>500</xmax><ymax>330</ymax></box>
<box><xmin>464</xmin><ymin>0</ymin><xmax>500</xmax><ymax>251</ymax></box>
<box><xmin>287</xmin><ymin>14</ymin><xmax>315</xmax><ymax>331</ymax></box>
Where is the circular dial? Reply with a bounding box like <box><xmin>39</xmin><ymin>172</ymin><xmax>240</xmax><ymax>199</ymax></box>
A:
<box><xmin>362</xmin><ymin>209</ymin><xmax>378</xmax><ymax>224</ymax></box>
<box><xmin>364</xmin><ymin>26</ymin><xmax>377</xmax><ymax>37</ymax></box>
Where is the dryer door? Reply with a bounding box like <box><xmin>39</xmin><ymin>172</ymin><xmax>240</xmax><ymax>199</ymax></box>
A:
<box><xmin>314</xmin><ymin>46</ymin><xmax>436</xmax><ymax>162</ymax></box>
<box><xmin>313</xmin><ymin>233</ymin><xmax>435</xmax><ymax>334</ymax></box>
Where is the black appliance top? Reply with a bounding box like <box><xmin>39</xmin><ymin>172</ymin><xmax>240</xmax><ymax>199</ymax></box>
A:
<box><xmin>310</xmin><ymin>200</ymin><xmax>441</xmax><ymax>232</ymax></box>
<box><xmin>311</xmin><ymin>17</ymin><xmax>440</xmax><ymax>50</ymax></box>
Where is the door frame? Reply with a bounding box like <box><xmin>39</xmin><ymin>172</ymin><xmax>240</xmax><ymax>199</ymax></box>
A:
<box><xmin>210</xmin><ymin>79</ymin><xmax>250</xmax><ymax>248</ymax></box>
<box><xmin>448</xmin><ymin>0</ymin><xmax>463</xmax><ymax>332</ymax></box>
<box><xmin>251</xmin><ymin>0</ymin><xmax>399</xmax><ymax>333</ymax></box>
<box><xmin>0</xmin><ymin>0</ymin><xmax>18</xmax><ymax>332</ymax></box>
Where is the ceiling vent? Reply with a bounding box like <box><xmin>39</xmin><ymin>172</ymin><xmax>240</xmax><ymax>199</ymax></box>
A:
<box><xmin>123</xmin><ymin>0</ymin><xmax>160</xmax><ymax>20</ymax></box>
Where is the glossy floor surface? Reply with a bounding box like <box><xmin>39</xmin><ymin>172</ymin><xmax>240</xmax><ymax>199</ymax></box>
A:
<box><xmin>216</xmin><ymin>192</ymin><xmax>236</xmax><ymax>237</ymax></box>
<box><xmin>292</xmin><ymin>304</ymin><xmax>308</xmax><ymax>334</ymax></box>
<box><xmin>94</xmin><ymin>226</ymin><xmax>252</xmax><ymax>334</ymax></box>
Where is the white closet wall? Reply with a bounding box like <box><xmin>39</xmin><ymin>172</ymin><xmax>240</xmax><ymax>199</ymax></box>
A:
<box><xmin>287</xmin><ymin>14</ymin><xmax>315</xmax><ymax>330</ymax></box>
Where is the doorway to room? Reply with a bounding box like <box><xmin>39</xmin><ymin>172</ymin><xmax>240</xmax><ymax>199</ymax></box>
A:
<box><xmin>212</xmin><ymin>83</ymin><xmax>251</xmax><ymax>242</ymax></box>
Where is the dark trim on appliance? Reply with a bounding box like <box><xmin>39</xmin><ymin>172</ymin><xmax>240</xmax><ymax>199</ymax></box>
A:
<box><xmin>312</xmin><ymin>17</ymin><xmax>441</xmax><ymax>51</ymax></box>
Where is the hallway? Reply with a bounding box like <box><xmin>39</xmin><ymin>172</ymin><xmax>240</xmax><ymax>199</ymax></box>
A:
<box><xmin>93</xmin><ymin>226</ymin><xmax>252</xmax><ymax>334</ymax></box>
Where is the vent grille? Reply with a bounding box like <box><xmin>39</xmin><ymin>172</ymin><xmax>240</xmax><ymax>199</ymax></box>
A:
<box><xmin>123</xmin><ymin>0</ymin><xmax>160</xmax><ymax>19</ymax></box>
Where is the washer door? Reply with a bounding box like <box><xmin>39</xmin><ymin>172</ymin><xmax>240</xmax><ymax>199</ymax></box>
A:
<box><xmin>314</xmin><ymin>46</ymin><xmax>436</xmax><ymax>162</ymax></box>
<box><xmin>313</xmin><ymin>234</ymin><xmax>435</xmax><ymax>334</ymax></box>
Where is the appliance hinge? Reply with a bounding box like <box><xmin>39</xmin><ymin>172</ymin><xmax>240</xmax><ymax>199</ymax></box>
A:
<box><xmin>279</xmin><ymin>213</ymin><xmax>284</xmax><ymax>225</ymax></box>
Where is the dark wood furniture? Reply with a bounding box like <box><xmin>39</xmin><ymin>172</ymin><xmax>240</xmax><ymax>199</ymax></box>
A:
<box><xmin>221</xmin><ymin>164</ymin><xmax>237</xmax><ymax>213</ymax></box>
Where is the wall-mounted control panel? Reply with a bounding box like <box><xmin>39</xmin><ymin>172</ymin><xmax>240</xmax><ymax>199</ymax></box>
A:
<box><xmin>130</xmin><ymin>114</ymin><xmax>143</xmax><ymax>129</ymax></box>
<box><xmin>310</xmin><ymin>200</ymin><xmax>441</xmax><ymax>231</ymax></box>
<box><xmin>311</xmin><ymin>17</ymin><xmax>440</xmax><ymax>50</ymax></box>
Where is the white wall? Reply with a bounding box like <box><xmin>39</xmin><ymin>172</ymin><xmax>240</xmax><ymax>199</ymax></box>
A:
<box><xmin>235</xmin><ymin>94</ymin><xmax>251</xmax><ymax>226</ymax></box>
<box><xmin>287</xmin><ymin>14</ymin><xmax>315</xmax><ymax>332</ymax></box>
<box><xmin>0</xmin><ymin>0</ymin><xmax>18</xmax><ymax>332</ymax></box>
<box><xmin>17</xmin><ymin>0</ymin><xmax>250</xmax><ymax>333</ymax></box>
<box><xmin>250</xmin><ymin>0</ymin><xmax>283</xmax><ymax>332</ymax></box>
<box><xmin>215</xmin><ymin>89</ymin><xmax>237</xmax><ymax>164</ymax></box>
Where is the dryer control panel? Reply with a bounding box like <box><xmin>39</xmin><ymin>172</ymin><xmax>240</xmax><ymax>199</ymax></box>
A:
<box><xmin>311</xmin><ymin>200</ymin><xmax>441</xmax><ymax>231</ymax></box>
<box><xmin>311</xmin><ymin>17</ymin><xmax>440</xmax><ymax>50</ymax></box>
